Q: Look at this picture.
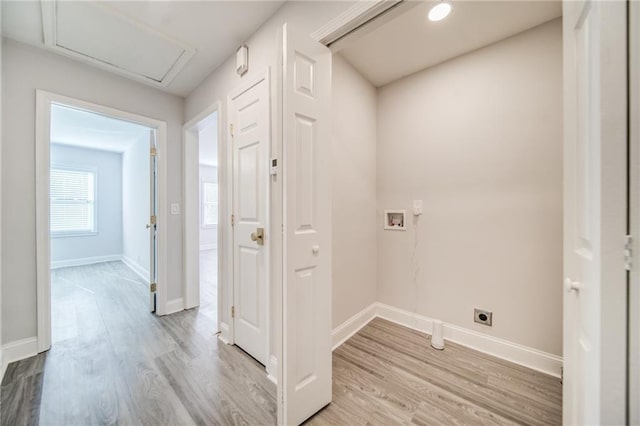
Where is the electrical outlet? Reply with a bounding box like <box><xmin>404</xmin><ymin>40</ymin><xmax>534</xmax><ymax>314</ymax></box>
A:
<box><xmin>474</xmin><ymin>308</ymin><xmax>492</xmax><ymax>326</ymax></box>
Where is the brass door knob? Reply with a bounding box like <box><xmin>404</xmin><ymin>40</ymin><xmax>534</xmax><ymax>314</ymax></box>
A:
<box><xmin>251</xmin><ymin>227</ymin><xmax>265</xmax><ymax>246</ymax></box>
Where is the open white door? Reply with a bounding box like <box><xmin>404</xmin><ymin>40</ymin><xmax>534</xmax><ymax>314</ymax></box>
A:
<box><xmin>563</xmin><ymin>1</ymin><xmax>627</xmax><ymax>424</ymax></box>
<box><xmin>279</xmin><ymin>23</ymin><xmax>332</xmax><ymax>425</ymax></box>
<box><xmin>149</xmin><ymin>129</ymin><xmax>158</xmax><ymax>312</ymax></box>
<box><xmin>629</xmin><ymin>0</ymin><xmax>640</xmax><ymax>422</ymax></box>
<box><xmin>229</xmin><ymin>72</ymin><xmax>270</xmax><ymax>365</ymax></box>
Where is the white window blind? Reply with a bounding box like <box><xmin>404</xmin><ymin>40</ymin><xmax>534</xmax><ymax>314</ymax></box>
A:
<box><xmin>50</xmin><ymin>168</ymin><xmax>96</xmax><ymax>235</ymax></box>
<box><xmin>202</xmin><ymin>182</ymin><xmax>218</xmax><ymax>226</ymax></box>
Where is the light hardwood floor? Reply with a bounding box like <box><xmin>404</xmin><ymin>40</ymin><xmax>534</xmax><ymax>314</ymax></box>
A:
<box><xmin>1</xmin><ymin>256</ymin><xmax>561</xmax><ymax>425</ymax></box>
<box><xmin>307</xmin><ymin>318</ymin><xmax>562</xmax><ymax>425</ymax></box>
<box><xmin>1</xmin><ymin>255</ymin><xmax>276</xmax><ymax>426</ymax></box>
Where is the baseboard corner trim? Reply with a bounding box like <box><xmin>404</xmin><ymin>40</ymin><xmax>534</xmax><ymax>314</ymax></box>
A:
<box><xmin>165</xmin><ymin>298</ymin><xmax>185</xmax><ymax>315</ymax></box>
<box><xmin>331</xmin><ymin>302</ymin><xmax>378</xmax><ymax>351</ymax></box>
<box><xmin>1</xmin><ymin>337</ymin><xmax>39</xmax><ymax>381</ymax></box>
<box><xmin>121</xmin><ymin>255</ymin><xmax>150</xmax><ymax>282</ymax></box>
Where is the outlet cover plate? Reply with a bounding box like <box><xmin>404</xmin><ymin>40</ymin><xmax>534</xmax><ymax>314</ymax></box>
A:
<box><xmin>474</xmin><ymin>308</ymin><xmax>492</xmax><ymax>326</ymax></box>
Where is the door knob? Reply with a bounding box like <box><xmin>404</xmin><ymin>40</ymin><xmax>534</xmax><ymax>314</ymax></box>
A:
<box><xmin>146</xmin><ymin>224</ymin><xmax>151</xmax><ymax>229</ymax></box>
<box><xmin>251</xmin><ymin>227</ymin><xmax>265</xmax><ymax>246</ymax></box>
<box><xmin>312</xmin><ymin>245</ymin><xmax>320</xmax><ymax>255</ymax></box>
<box><xmin>564</xmin><ymin>278</ymin><xmax>581</xmax><ymax>293</ymax></box>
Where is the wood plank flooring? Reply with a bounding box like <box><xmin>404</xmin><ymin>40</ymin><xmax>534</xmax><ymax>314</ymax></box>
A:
<box><xmin>306</xmin><ymin>318</ymin><xmax>562</xmax><ymax>426</ymax></box>
<box><xmin>1</xmin><ymin>254</ymin><xmax>561</xmax><ymax>425</ymax></box>
<box><xmin>1</xmin><ymin>254</ymin><xmax>276</xmax><ymax>426</ymax></box>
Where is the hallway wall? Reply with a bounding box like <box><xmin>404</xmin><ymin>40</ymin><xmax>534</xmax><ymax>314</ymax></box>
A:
<box><xmin>1</xmin><ymin>38</ymin><xmax>184</xmax><ymax>344</ymax></box>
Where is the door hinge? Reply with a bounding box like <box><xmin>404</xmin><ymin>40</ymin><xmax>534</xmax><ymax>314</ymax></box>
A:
<box><xmin>231</xmin><ymin>213</ymin><xmax>235</xmax><ymax>227</ymax></box>
<box><xmin>150</xmin><ymin>147</ymin><xmax>157</xmax><ymax>157</ymax></box>
<box><xmin>230</xmin><ymin>123</ymin><xmax>234</xmax><ymax>137</ymax></box>
<box><xmin>150</xmin><ymin>282</ymin><xmax>157</xmax><ymax>293</ymax></box>
<box><xmin>231</xmin><ymin>306</ymin><xmax>235</xmax><ymax>318</ymax></box>
<box><xmin>150</xmin><ymin>215</ymin><xmax>157</xmax><ymax>225</ymax></box>
<box><xmin>625</xmin><ymin>235</ymin><xmax>633</xmax><ymax>271</ymax></box>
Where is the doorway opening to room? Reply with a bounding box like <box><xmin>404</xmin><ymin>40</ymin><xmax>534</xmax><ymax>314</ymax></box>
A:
<box><xmin>35</xmin><ymin>91</ymin><xmax>168</xmax><ymax>353</ymax></box>
<box><xmin>48</xmin><ymin>103</ymin><xmax>155</xmax><ymax>346</ymax></box>
<box><xmin>198</xmin><ymin>112</ymin><xmax>219</xmax><ymax>323</ymax></box>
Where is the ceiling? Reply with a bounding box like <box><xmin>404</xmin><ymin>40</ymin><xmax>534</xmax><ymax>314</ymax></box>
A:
<box><xmin>2</xmin><ymin>0</ymin><xmax>285</xmax><ymax>97</ymax></box>
<box><xmin>338</xmin><ymin>1</ymin><xmax>562</xmax><ymax>87</ymax></box>
<box><xmin>51</xmin><ymin>104</ymin><xmax>151</xmax><ymax>153</ymax></box>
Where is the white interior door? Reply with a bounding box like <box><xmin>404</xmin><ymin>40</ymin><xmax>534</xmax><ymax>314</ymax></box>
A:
<box><xmin>229</xmin><ymin>72</ymin><xmax>270</xmax><ymax>365</ymax></box>
<box><xmin>563</xmin><ymin>1</ymin><xmax>627</xmax><ymax>424</ymax></box>
<box><xmin>280</xmin><ymin>23</ymin><xmax>332</xmax><ymax>426</ymax></box>
<box><xmin>629</xmin><ymin>0</ymin><xmax>640</xmax><ymax>422</ymax></box>
<box><xmin>149</xmin><ymin>129</ymin><xmax>158</xmax><ymax>312</ymax></box>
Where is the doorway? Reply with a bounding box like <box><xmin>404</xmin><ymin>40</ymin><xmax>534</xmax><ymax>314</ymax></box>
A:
<box><xmin>35</xmin><ymin>91</ymin><xmax>169</xmax><ymax>352</ymax></box>
<box><xmin>48</xmin><ymin>103</ymin><xmax>156</xmax><ymax>345</ymax></box>
<box><xmin>198</xmin><ymin>112</ymin><xmax>219</xmax><ymax>323</ymax></box>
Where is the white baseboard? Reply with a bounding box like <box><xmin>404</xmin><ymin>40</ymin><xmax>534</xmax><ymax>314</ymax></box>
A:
<box><xmin>1</xmin><ymin>337</ymin><xmax>39</xmax><ymax>382</ymax></box>
<box><xmin>165</xmin><ymin>298</ymin><xmax>185</xmax><ymax>315</ymax></box>
<box><xmin>51</xmin><ymin>254</ymin><xmax>122</xmax><ymax>269</ymax></box>
<box><xmin>332</xmin><ymin>302</ymin><xmax>378</xmax><ymax>351</ymax></box>
<box><xmin>200</xmin><ymin>244</ymin><xmax>216</xmax><ymax>251</ymax></box>
<box><xmin>331</xmin><ymin>302</ymin><xmax>563</xmax><ymax>378</ymax></box>
<box><xmin>267</xmin><ymin>355</ymin><xmax>278</xmax><ymax>384</ymax></box>
<box><xmin>218</xmin><ymin>322</ymin><xmax>231</xmax><ymax>345</ymax></box>
<box><xmin>121</xmin><ymin>255</ymin><xmax>150</xmax><ymax>282</ymax></box>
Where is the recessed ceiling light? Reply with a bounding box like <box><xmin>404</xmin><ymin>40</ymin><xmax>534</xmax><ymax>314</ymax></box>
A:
<box><xmin>428</xmin><ymin>0</ymin><xmax>452</xmax><ymax>22</ymax></box>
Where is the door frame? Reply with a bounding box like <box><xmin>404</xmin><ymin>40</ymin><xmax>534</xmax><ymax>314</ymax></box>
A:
<box><xmin>182</xmin><ymin>101</ymin><xmax>228</xmax><ymax>339</ymax></box>
<box><xmin>35</xmin><ymin>90</ymin><xmax>169</xmax><ymax>353</ymax></box>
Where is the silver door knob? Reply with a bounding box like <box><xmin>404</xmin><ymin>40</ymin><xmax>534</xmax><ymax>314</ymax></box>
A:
<box><xmin>564</xmin><ymin>278</ymin><xmax>581</xmax><ymax>293</ymax></box>
<box><xmin>312</xmin><ymin>245</ymin><xmax>320</xmax><ymax>255</ymax></box>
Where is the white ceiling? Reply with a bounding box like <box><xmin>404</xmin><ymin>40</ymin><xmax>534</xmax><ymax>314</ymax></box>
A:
<box><xmin>2</xmin><ymin>0</ymin><xmax>285</xmax><ymax>97</ymax></box>
<box><xmin>51</xmin><ymin>104</ymin><xmax>151</xmax><ymax>153</ymax></box>
<box><xmin>338</xmin><ymin>1</ymin><xmax>562</xmax><ymax>87</ymax></box>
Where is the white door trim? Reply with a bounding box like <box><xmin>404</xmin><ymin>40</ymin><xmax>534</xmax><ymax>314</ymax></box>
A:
<box><xmin>182</xmin><ymin>101</ymin><xmax>226</xmax><ymax>335</ymax></box>
<box><xmin>35</xmin><ymin>90</ymin><xmax>169</xmax><ymax>353</ymax></box>
<box><xmin>226</xmin><ymin>68</ymin><xmax>272</xmax><ymax>362</ymax></box>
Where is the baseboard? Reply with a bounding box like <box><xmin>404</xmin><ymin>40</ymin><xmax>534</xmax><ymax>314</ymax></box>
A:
<box><xmin>331</xmin><ymin>302</ymin><xmax>378</xmax><ymax>351</ymax></box>
<box><xmin>121</xmin><ymin>255</ymin><xmax>150</xmax><ymax>282</ymax></box>
<box><xmin>1</xmin><ymin>337</ymin><xmax>38</xmax><ymax>381</ymax></box>
<box><xmin>267</xmin><ymin>355</ymin><xmax>278</xmax><ymax>384</ymax></box>
<box><xmin>51</xmin><ymin>254</ymin><xmax>122</xmax><ymax>269</ymax></box>
<box><xmin>218</xmin><ymin>322</ymin><xmax>231</xmax><ymax>345</ymax></box>
<box><xmin>331</xmin><ymin>302</ymin><xmax>563</xmax><ymax>378</ymax></box>
<box><xmin>165</xmin><ymin>298</ymin><xmax>185</xmax><ymax>315</ymax></box>
<box><xmin>200</xmin><ymin>244</ymin><xmax>216</xmax><ymax>251</ymax></box>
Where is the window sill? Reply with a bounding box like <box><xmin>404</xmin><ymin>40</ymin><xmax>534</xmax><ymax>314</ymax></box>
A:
<box><xmin>51</xmin><ymin>231</ymin><xmax>98</xmax><ymax>239</ymax></box>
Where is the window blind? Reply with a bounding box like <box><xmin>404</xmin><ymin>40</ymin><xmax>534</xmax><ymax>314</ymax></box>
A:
<box><xmin>50</xmin><ymin>168</ymin><xmax>96</xmax><ymax>234</ymax></box>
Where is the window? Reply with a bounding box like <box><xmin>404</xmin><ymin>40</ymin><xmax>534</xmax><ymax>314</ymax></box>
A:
<box><xmin>50</xmin><ymin>167</ymin><xmax>97</xmax><ymax>236</ymax></box>
<box><xmin>202</xmin><ymin>181</ymin><xmax>218</xmax><ymax>226</ymax></box>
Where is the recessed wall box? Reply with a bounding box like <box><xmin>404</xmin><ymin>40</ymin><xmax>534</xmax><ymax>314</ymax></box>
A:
<box><xmin>384</xmin><ymin>210</ymin><xmax>406</xmax><ymax>230</ymax></box>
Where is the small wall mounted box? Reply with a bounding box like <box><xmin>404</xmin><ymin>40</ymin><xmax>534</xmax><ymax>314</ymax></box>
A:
<box><xmin>384</xmin><ymin>210</ymin><xmax>406</xmax><ymax>230</ymax></box>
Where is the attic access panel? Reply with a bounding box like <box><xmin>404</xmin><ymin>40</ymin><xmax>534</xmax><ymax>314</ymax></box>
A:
<box><xmin>42</xmin><ymin>1</ymin><xmax>194</xmax><ymax>87</ymax></box>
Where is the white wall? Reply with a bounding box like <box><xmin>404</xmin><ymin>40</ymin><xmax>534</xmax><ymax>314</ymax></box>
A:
<box><xmin>331</xmin><ymin>54</ymin><xmax>378</xmax><ymax>328</ymax></box>
<box><xmin>199</xmin><ymin>165</ymin><xmax>217</xmax><ymax>250</ymax></box>
<box><xmin>122</xmin><ymin>134</ymin><xmax>150</xmax><ymax>279</ymax></box>
<box><xmin>376</xmin><ymin>19</ymin><xmax>563</xmax><ymax>356</ymax></box>
<box><xmin>50</xmin><ymin>144</ymin><xmax>123</xmax><ymax>264</ymax></box>
<box><xmin>1</xmin><ymin>39</ymin><xmax>183</xmax><ymax>344</ymax></box>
